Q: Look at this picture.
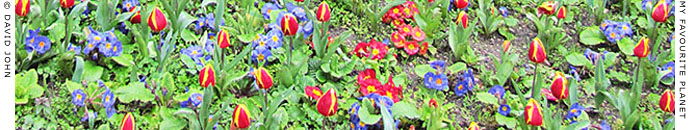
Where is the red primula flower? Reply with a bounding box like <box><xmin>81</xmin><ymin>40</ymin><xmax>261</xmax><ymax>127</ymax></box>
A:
<box><xmin>418</xmin><ymin>42</ymin><xmax>429</xmax><ymax>55</ymax></box>
<box><xmin>316</xmin><ymin>88</ymin><xmax>338</xmax><ymax>117</ymax></box>
<box><xmin>398</xmin><ymin>24</ymin><xmax>413</xmax><ymax>37</ymax></box>
<box><xmin>359</xmin><ymin>79</ymin><xmax>383</xmax><ymax>96</ymax></box>
<box><xmin>305</xmin><ymin>86</ymin><xmax>323</xmax><ymax>100</ymax></box>
<box><xmin>352</xmin><ymin>42</ymin><xmax>370</xmax><ymax>58</ymax></box>
<box><xmin>369</xmin><ymin>40</ymin><xmax>388</xmax><ymax>60</ymax></box>
<box><xmin>147</xmin><ymin>8</ymin><xmax>168</xmax><ymax>32</ymax></box>
<box><xmin>411</xmin><ymin>27</ymin><xmax>426</xmax><ymax>42</ymax></box>
<box><xmin>357</xmin><ymin>69</ymin><xmax>377</xmax><ymax>87</ymax></box>
<box><xmin>393</xmin><ymin>19</ymin><xmax>405</xmax><ymax>27</ymax></box>
<box><xmin>382</xmin><ymin>76</ymin><xmax>403</xmax><ymax>103</ymax></box>
<box><xmin>389</xmin><ymin>6</ymin><xmax>403</xmax><ymax>20</ymax></box>
<box><xmin>391</xmin><ymin>32</ymin><xmax>406</xmax><ymax>48</ymax></box>
<box><xmin>404</xmin><ymin>41</ymin><xmax>420</xmax><ymax>55</ymax></box>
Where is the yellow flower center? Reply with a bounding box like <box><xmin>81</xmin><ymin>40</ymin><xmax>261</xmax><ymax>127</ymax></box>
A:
<box><xmin>30</xmin><ymin>38</ymin><xmax>34</xmax><ymax>43</ymax></box>
<box><xmin>313</xmin><ymin>89</ymin><xmax>322</xmax><ymax>97</ymax></box>
<box><xmin>126</xmin><ymin>4</ymin><xmax>131</xmax><ymax>8</ymax></box>
<box><xmin>372</xmin><ymin>49</ymin><xmax>380</xmax><ymax>56</ymax></box>
<box><xmin>502</xmin><ymin>106</ymin><xmax>507</xmax><ymax>111</ymax></box>
<box><xmin>95</xmin><ymin>36</ymin><xmax>101</xmax><ymax>41</ymax></box>
<box><xmin>192</xmin><ymin>51</ymin><xmax>197</xmax><ymax>55</ymax></box>
<box><xmin>436</xmin><ymin>78</ymin><xmax>442</xmax><ymax>85</ymax></box>
<box><xmin>200</xmin><ymin>21</ymin><xmax>204</xmax><ymax>26</ymax></box>
<box><xmin>196</xmin><ymin>96</ymin><xmax>202</xmax><ymax>101</ymax></box>
<box><xmin>386</xmin><ymin>91</ymin><xmax>393</xmax><ymax>99</ymax></box>
<box><xmin>367</xmin><ymin>85</ymin><xmax>376</xmax><ymax>93</ymax></box>
<box><xmin>570</xmin><ymin>109</ymin><xmax>577</xmax><ymax>113</ymax></box>
<box><xmin>106</xmin><ymin>42</ymin><xmax>111</xmax><ymax>49</ymax></box>
<box><xmin>39</xmin><ymin>41</ymin><xmax>45</xmax><ymax>47</ymax></box>
<box><xmin>610</xmin><ymin>32</ymin><xmax>616</xmax><ymax>39</ymax></box>
<box><xmin>416</xmin><ymin>31</ymin><xmax>422</xmax><ymax>37</ymax></box>
<box><xmin>457</xmin><ymin>84</ymin><xmax>463</xmax><ymax>91</ymax></box>
<box><xmin>273</xmin><ymin>36</ymin><xmax>279</xmax><ymax>42</ymax></box>
<box><xmin>408</xmin><ymin>44</ymin><xmax>415</xmax><ymax>50</ymax></box>
<box><xmin>669</xmin><ymin>67</ymin><xmax>673</xmax><ymax>71</ymax></box>
<box><xmin>77</xmin><ymin>94</ymin><xmax>82</xmax><ymax>100</ymax></box>
<box><xmin>404</xmin><ymin>27</ymin><xmax>410</xmax><ymax>33</ymax></box>
<box><xmin>89</xmin><ymin>43</ymin><xmax>94</xmax><ymax>48</ymax></box>
<box><xmin>260</xmin><ymin>41</ymin><xmax>266</xmax><ymax>46</ymax></box>
<box><xmin>393</xmin><ymin>8</ymin><xmax>399</xmax><ymax>14</ymax></box>
<box><xmin>258</xmin><ymin>54</ymin><xmax>265</xmax><ymax>61</ymax></box>
<box><xmin>105</xmin><ymin>96</ymin><xmax>110</xmax><ymax>102</ymax></box>
<box><xmin>113</xmin><ymin>46</ymin><xmax>118</xmax><ymax>52</ymax></box>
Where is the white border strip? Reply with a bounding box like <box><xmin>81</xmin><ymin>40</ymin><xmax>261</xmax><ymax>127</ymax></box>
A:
<box><xmin>1</xmin><ymin>0</ymin><xmax>15</xmax><ymax>128</ymax></box>
<box><xmin>676</xmin><ymin>0</ymin><xmax>688</xmax><ymax>129</ymax></box>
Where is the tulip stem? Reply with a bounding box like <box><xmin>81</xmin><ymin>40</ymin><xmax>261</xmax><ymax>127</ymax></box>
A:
<box><xmin>531</xmin><ymin>62</ymin><xmax>539</xmax><ymax>99</ymax></box>
<box><xmin>263</xmin><ymin>89</ymin><xmax>269</xmax><ymax>125</ymax></box>
<box><xmin>634</xmin><ymin>57</ymin><xmax>642</xmax><ymax>87</ymax></box>
<box><xmin>322</xmin><ymin>117</ymin><xmax>327</xmax><ymax>129</ymax></box>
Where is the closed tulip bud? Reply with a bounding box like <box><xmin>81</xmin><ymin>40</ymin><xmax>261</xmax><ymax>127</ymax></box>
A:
<box><xmin>537</xmin><ymin>1</ymin><xmax>557</xmax><ymax>15</ymax></box>
<box><xmin>199</xmin><ymin>64</ymin><xmax>216</xmax><ymax>88</ymax></box>
<box><xmin>502</xmin><ymin>40</ymin><xmax>511</xmax><ymax>52</ymax></box>
<box><xmin>120</xmin><ymin>112</ymin><xmax>135</xmax><ymax>130</ymax></box>
<box><xmin>60</xmin><ymin>0</ymin><xmax>74</xmax><ymax>8</ymax></box>
<box><xmin>524</xmin><ymin>98</ymin><xmax>543</xmax><ymax>126</ymax></box>
<box><xmin>556</xmin><ymin>6</ymin><xmax>567</xmax><ymax>19</ymax></box>
<box><xmin>305</xmin><ymin>86</ymin><xmax>323</xmax><ymax>100</ymax></box>
<box><xmin>659</xmin><ymin>89</ymin><xmax>675</xmax><ymax>113</ymax></box>
<box><xmin>454</xmin><ymin>0</ymin><xmax>469</xmax><ymax>9</ymax></box>
<box><xmin>232</xmin><ymin>104</ymin><xmax>251</xmax><ymax>129</ymax></box>
<box><xmin>652</xmin><ymin>0</ymin><xmax>670</xmax><ymax>23</ymax></box>
<box><xmin>218</xmin><ymin>29</ymin><xmax>231</xmax><ymax>49</ymax></box>
<box><xmin>429</xmin><ymin>98</ymin><xmax>438</xmax><ymax>108</ymax></box>
<box><xmin>129</xmin><ymin>7</ymin><xmax>141</xmax><ymax>24</ymax></box>
<box><xmin>316</xmin><ymin>88</ymin><xmax>338</xmax><ymax>117</ymax></box>
<box><xmin>456</xmin><ymin>11</ymin><xmax>469</xmax><ymax>29</ymax></box>
<box><xmin>550</xmin><ymin>72</ymin><xmax>568</xmax><ymax>100</ymax></box>
<box><xmin>316</xmin><ymin>1</ymin><xmax>331</xmax><ymax>22</ymax></box>
<box><xmin>634</xmin><ymin>37</ymin><xmax>650</xmax><ymax>58</ymax></box>
<box><xmin>255</xmin><ymin>67</ymin><xmax>274</xmax><ymax>90</ymax></box>
<box><xmin>528</xmin><ymin>37</ymin><xmax>546</xmax><ymax>63</ymax></box>
<box><xmin>147</xmin><ymin>8</ymin><xmax>167</xmax><ymax>32</ymax></box>
<box><xmin>280</xmin><ymin>14</ymin><xmax>299</xmax><ymax>36</ymax></box>
<box><xmin>16</xmin><ymin>0</ymin><xmax>30</xmax><ymax>17</ymax></box>
<box><xmin>468</xmin><ymin>122</ymin><xmax>480</xmax><ymax>130</ymax></box>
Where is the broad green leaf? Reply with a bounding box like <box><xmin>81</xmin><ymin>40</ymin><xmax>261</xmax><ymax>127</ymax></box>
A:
<box><xmin>495</xmin><ymin>113</ymin><xmax>517</xmax><ymax>128</ymax></box>
<box><xmin>566</xmin><ymin>53</ymin><xmax>592</xmax><ymax>67</ymax></box>
<box><xmin>448</xmin><ymin>62</ymin><xmax>467</xmax><ymax>74</ymax></box>
<box><xmin>391</xmin><ymin>101</ymin><xmax>420</xmax><ymax>119</ymax></box>
<box><xmin>160</xmin><ymin>118</ymin><xmax>186</xmax><ymax>130</ymax></box>
<box><xmin>579</xmin><ymin>26</ymin><xmax>606</xmax><ymax>45</ymax></box>
<box><xmin>476</xmin><ymin>92</ymin><xmax>498</xmax><ymax>105</ymax></box>
<box><xmin>414</xmin><ymin>65</ymin><xmax>435</xmax><ymax>78</ymax></box>
<box><xmin>358</xmin><ymin>104</ymin><xmax>382</xmax><ymax>125</ymax></box>
<box><xmin>82</xmin><ymin>62</ymin><xmax>103</xmax><ymax>82</ymax></box>
<box><xmin>617</xmin><ymin>38</ymin><xmax>635</xmax><ymax>55</ymax></box>
<box><xmin>112</xmin><ymin>54</ymin><xmax>134</xmax><ymax>67</ymax></box>
<box><xmin>115</xmin><ymin>82</ymin><xmax>155</xmax><ymax>103</ymax></box>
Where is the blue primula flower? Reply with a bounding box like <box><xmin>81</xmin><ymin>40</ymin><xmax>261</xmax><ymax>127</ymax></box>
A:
<box><xmin>454</xmin><ymin>79</ymin><xmax>469</xmax><ymax>97</ymax></box>
<box><xmin>24</xmin><ymin>28</ymin><xmax>51</xmax><ymax>54</ymax></box>
<box><xmin>182</xmin><ymin>45</ymin><xmax>204</xmax><ymax>66</ymax></box>
<box><xmin>565</xmin><ymin>103</ymin><xmax>585</xmax><ymax>120</ymax></box>
<box><xmin>190</xmin><ymin>93</ymin><xmax>203</xmax><ymax>107</ymax></box>
<box><xmin>600</xmin><ymin>120</ymin><xmax>611</xmax><ymax>130</ymax></box>
<box><xmin>430</xmin><ymin>60</ymin><xmax>446</xmax><ymax>70</ymax></box>
<box><xmin>85</xmin><ymin>26</ymin><xmax>105</xmax><ymax>54</ymax></box>
<box><xmin>618</xmin><ymin>22</ymin><xmax>633</xmax><ymax>37</ymax></box>
<box><xmin>498</xmin><ymin>104</ymin><xmax>511</xmax><ymax>116</ymax></box>
<box><xmin>499</xmin><ymin>7</ymin><xmax>509</xmax><ymax>17</ymax></box>
<box><xmin>252</xmin><ymin>46</ymin><xmax>273</xmax><ymax>63</ymax></box>
<box><xmin>604</xmin><ymin>27</ymin><xmax>623</xmax><ymax>42</ymax></box>
<box><xmin>661</xmin><ymin>61</ymin><xmax>675</xmax><ymax>80</ymax></box>
<box><xmin>488</xmin><ymin>85</ymin><xmax>506</xmax><ymax>99</ymax></box>
<box><xmin>302</xmin><ymin>20</ymin><xmax>314</xmax><ymax>39</ymax></box>
<box><xmin>102</xmin><ymin>88</ymin><xmax>115</xmax><ymax>108</ymax></box>
<box><xmin>253</xmin><ymin>34</ymin><xmax>270</xmax><ymax>48</ymax></box>
<box><xmin>196</xmin><ymin>15</ymin><xmax>207</xmax><ymax>31</ymax></box>
<box><xmin>68</xmin><ymin>43</ymin><xmax>82</xmax><ymax>55</ymax></box>
<box><xmin>99</xmin><ymin>39</ymin><xmax>123</xmax><ymax>57</ymax></box>
<box><xmin>287</xmin><ymin>3</ymin><xmax>308</xmax><ymax>21</ymax></box>
<box><xmin>424</xmin><ymin>72</ymin><xmax>448</xmax><ymax>91</ymax></box>
<box><xmin>72</xmin><ymin>89</ymin><xmax>86</xmax><ymax>107</ymax></box>
<box><xmin>570</xmin><ymin>121</ymin><xmax>589</xmax><ymax>130</ymax></box>
<box><xmin>261</xmin><ymin>3</ymin><xmax>280</xmax><ymax>20</ymax></box>
<box><xmin>205</xmin><ymin>13</ymin><xmax>218</xmax><ymax>30</ymax></box>
<box><xmin>106</xmin><ymin>106</ymin><xmax>116</xmax><ymax>118</ymax></box>
<box><xmin>266</xmin><ymin>29</ymin><xmax>283</xmax><ymax>49</ymax></box>
<box><xmin>122</xmin><ymin>0</ymin><xmax>139</xmax><ymax>12</ymax></box>
<box><xmin>81</xmin><ymin>112</ymin><xmax>98</xmax><ymax>122</ymax></box>
<box><xmin>463</xmin><ymin>69</ymin><xmax>476</xmax><ymax>90</ymax></box>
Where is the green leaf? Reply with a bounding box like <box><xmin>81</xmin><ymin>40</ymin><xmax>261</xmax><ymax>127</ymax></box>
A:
<box><xmin>358</xmin><ymin>103</ymin><xmax>382</xmax><ymax>125</ymax></box>
<box><xmin>414</xmin><ymin>65</ymin><xmax>435</xmax><ymax>78</ymax></box>
<box><xmin>391</xmin><ymin>101</ymin><xmax>420</xmax><ymax>119</ymax></box>
<box><xmin>115</xmin><ymin>82</ymin><xmax>155</xmax><ymax>103</ymax></box>
<box><xmin>448</xmin><ymin>62</ymin><xmax>467</xmax><ymax>74</ymax></box>
<box><xmin>504</xmin><ymin>17</ymin><xmax>518</xmax><ymax>27</ymax></box>
<box><xmin>72</xmin><ymin>56</ymin><xmax>84</xmax><ymax>82</ymax></box>
<box><xmin>579</xmin><ymin>26</ymin><xmax>606</xmax><ymax>45</ymax></box>
<box><xmin>160</xmin><ymin>118</ymin><xmax>186</xmax><ymax>130</ymax></box>
<box><xmin>82</xmin><ymin>62</ymin><xmax>103</xmax><ymax>82</ymax></box>
<box><xmin>476</xmin><ymin>92</ymin><xmax>498</xmax><ymax>105</ymax></box>
<box><xmin>112</xmin><ymin>54</ymin><xmax>134</xmax><ymax>67</ymax></box>
<box><xmin>495</xmin><ymin>113</ymin><xmax>517</xmax><ymax>128</ymax></box>
<box><xmin>566</xmin><ymin>53</ymin><xmax>592</xmax><ymax>67</ymax></box>
<box><xmin>617</xmin><ymin>38</ymin><xmax>636</xmax><ymax>55</ymax></box>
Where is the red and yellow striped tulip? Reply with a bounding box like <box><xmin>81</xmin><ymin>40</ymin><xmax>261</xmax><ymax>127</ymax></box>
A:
<box><xmin>232</xmin><ymin>104</ymin><xmax>251</xmax><ymax>129</ymax></box>
<box><xmin>556</xmin><ymin>6</ymin><xmax>567</xmax><ymax>19</ymax></box>
<box><xmin>524</xmin><ymin>98</ymin><xmax>543</xmax><ymax>126</ymax></box>
<box><xmin>60</xmin><ymin>0</ymin><xmax>74</xmax><ymax>8</ymax></box>
<box><xmin>316</xmin><ymin>88</ymin><xmax>338</xmax><ymax>117</ymax></box>
<box><xmin>528</xmin><ymin>37</ymin><xmax>546</xmax><ymax>63</ymax></box>
<box><xmin>468</xmin><ymin>122</ymin><xmax>480</xmax><ymax>130</ymax></box>
<box><xmin>659</xmin><ymin>89</ymin><xmax>675</xmax><ymax>113</ymax></box>
<box><xmin>537</xmin><ymin>1</ymin><xmax>557</xmax><ymax>15</ymax></box>
<box><xmin>199</xmin><ymin>64</ymin><xmax>216</xmax><ymax>88</ymax></box>
<box><xmin>454</xmin><ymin>0</ymin><xmax>469</xmax><ymax>9</ymax></box>
<box><xmin>316</xmin><ymin>1</ymin><xmax>331</xmax><ymax>22</ymax></box>
<box><xmin>634</xmin><ymin>37</ymin><xmax>650</xmax><ymax>58</ymax></box>
<box><xmin>502</xmin><ymin>40</ymin><xmax>511</xmax><ymax>53</ymax></box>
<box><xmin>129</xmin><ymin>7</ymin><xmax>141</xmax><ymax>24</ymax></box>
<box><xmin>456</xmin><ymin>11</ymin><xmax>469</xmax><ymax>29</ymax></box>
<box><xmin>120</xmin><ymin>112</ymin><xmax>135</xmax><ymax>130</ymax></box>
<box><xmin>218</xmin><ymin>29</ymin><xmax>231</xmax><ymax>49</ymax></box>
<box><xmin>652</xmin><ymin>0</ymin><xmax>670</xmax><ymax>23</ymax></box>
<box><xmin>550</xmin><ymin>71</ymin><xmax>568</xmax><ymax>100</ymax></box>
<box><xmin>147</xmin><ymin>8</ymin><xmax>167</xmax><ymax>32</ymax></box>
<box><xmin>280</xmin><ymin>14</ymin><xmax>299</xmax><ymax>36</ymax></box>
<box><xmin>429</xmin><ymin>98</ymin><xmax>438</xmax><ymax>108</ymax></box>
<box><xmin>255</xmin><ymin>67</ymin><xmax>274</xmax><ymax>90</ymax></box>
<box><xmin>16</xmin><ymin>0</ymin><xmax>30</xmax><ymax>17</ymax></box>
<box><xmin>305</xmin><ymin>86</ymin><xmax>323</xmax><ymax>100</ymax></box>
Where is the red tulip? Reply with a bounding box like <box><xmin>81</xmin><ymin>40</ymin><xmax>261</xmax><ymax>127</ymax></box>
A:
<box><xmin>550</xmin><ymin>72</ymin><xmax>568</xmax><ymax>100</ymax></box>
<box><xmin>468</xmin><ymin>122</ymin><xmax>480</xmax><ymax>130</ymax></box>
<box><xmin>305</xmin><ymin>86</ymin><xmax>323</xmax><ymax>100</ymax></box>
<box><xmin>556</xmin><ymin>6</ymin><xmax>567</xmax><ymax>19</ymax></box>
<box><xmin>659</xmin><ymin>89</ymin><xmax>675</xmax><ymax>113</ymax></box>
<box><xmin>129</xmin><ymin>7</ymin><xmax>141</xmax><ymax>24</ymax></box>
<box><xmin>404</xmin><ymin>41</ymin><xmax>420</xmax><ymax>55</ymax></box>
<box><xmin>255</xmin><ymin>67</ymin><xmax>274</xmax><ymax>90</ymax></box>
<box><xmin>199</xmin><ymin>64</ymin><xmax>216</xmax><ymax>88</ymax></box>
<box><xmin>419</xmin><ymin>42</ymin><xmax>429</xmax><ymax>55</ymax></box>
<box><xmin>502</xmin><ymin>40</ymin><xmax>511</xmax><ymax>53</ymax></box>
<box><xmin>537</xmin><ymin>1</ymin><xmax>557</xmax><ymax>15</ymax></box>
<box><xmin>634</xmin><ymin>37</ymin><xmax>650</xmax><ymax>58</ymax></box>
<box><xmin>232</xmin><ymin>104</ymin><xmax>251</xmax><ymax>129</ymax></box>
<box><xmin>391</xmin><ymin>32</ymin><xmax>406</xmax><ymax>48</ymax></box>
<box><xmin>528</xmin><ymin>37</ymin><xmax>546</xmax><ymax>63</ymax></box>
<box><xmin>280</xmin><ymin>14</ymin><xmax>299</xmax><ymax>36</ymax></box>
<box><xmin>652</xmin><ymin>0</ymin><xmax>670</xmax><ymax>23</ymax></box>
<box><xmin>456</xmin><ymin>11</ymin><xmax>469</xmax><ymax>29</ymax></box>
<box><xmin>316</xmin><ymin>88</ymin><xmax>338</xmax><ymax>117</ymax></box>
<box><xmin>218</xmin><ymin>29</ymin><xmax>231</xmax><ymax>49</ymax></box>
<box><xmin>120</xmin><ymin>112</ymin><xmax>135</xmax><ymax>130</ymax></box>
<box><xmin>60</xmin><ymin>0</ymin><xmax>74</xmax><ymax>8</ymax></box>
<box><xmin>541</xmin><ymin>88</ymin><xmax>558</xmax><ymax>101</ymax></box>
<box><xmin>316</xmin><ymin>1</ymin><xmax>331</xmax><ymax>22</ymax></box>
<box><xmin>454</xmin><ymin>0</ymin><xmax>469</xmax><ymax>9</ymax></box>
<box><xmin>295</xmin><ymin>0</ymin><xmax>304</xmax><ymax>2</ymax></box>
<box><xmin>524</xmin><ymin>98</ymin><xmax>543</xmax><ymax>126</ymax></box>
<box><xmin>429</xmin><ymin>98</ymin><xmax>438</xmax><ymax>108</ymax></box>
<box><xmin>16</xmin><ymin>0</ymin><xmax>30</xmax><ymax>17</ymax></box>
<box><xmin>147</xmin><ymin>8</ymin><xmax>168</xmax><ymax>32</ymax></box>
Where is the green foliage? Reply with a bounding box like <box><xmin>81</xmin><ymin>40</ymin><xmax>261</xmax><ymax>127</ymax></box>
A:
<box><xmin>15</xmin><ymin>69</ymin><xmax>44</xmax><ymax>104</ymax></box>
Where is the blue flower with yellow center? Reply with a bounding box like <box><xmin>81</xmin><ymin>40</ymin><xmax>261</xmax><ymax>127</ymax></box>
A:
<box><xmin>102</xmin><ymin>88</ymin><xmax>115</xmax><ymax>108</ymax></box>
<box><xmin>286</xmin><ymin>2</ymin><xmax>308</xmax><ymax>21</ymax></box>
<box><xmin>252</xmin><ymin>46</ymin><xmax>273</xmax><ymax>63</ymax></box>
<box><xmin>24</xmin><ymin>28</ymin><xmax>51</xmax><ymax>54</ymax></box>
<box><xmin>424</xmin><ymin>72</ymin><xmax>449</xmax><ymax>91</ymax></box>
<box><xmin>196</xmin><ymin>16</ymin><xmax>207</xmax><ymax>31</ymax></box>
<box><xmin>430</xmin><ymin>60</ymin><xmax>446</xmax><ymax>70</ymax></box>
<box><xmin>266</xmin><ymin>29</ymin><xmax>283</xmax><ymax>49</ymax></box>
<box><xmin>454</xmin><ymin>79</ymin><xmax>469</xmax><ymax>97</ymax></box>
<box><xmin>98</xmin><ymin>38</ymin><xmax>123</xmax><ymax>57</ymax></box>
<box><xmin>190</xmin><ymin>93</ymin><xmax>203</xmax><ymax>107</ymax></box>
<box><xmin>661</xmin><ymin>61</ymin><xmax>675</xmax><ymax>80</ymax></box>
<box><xmin>85</xmin><ymin>26</ymin><xmax>104</xmax><ymax>54</ymax></box>
<box><xmin>106</xmin><ymin>106</ymin><xmax>116</xmax><ymax>118</ymax></box>
<box><xmin>565</xmin><ymin>103</ymin><xmax>584</xmax><ymax>120</ymax></box>
<box><xmin>261</xmin><ymin>3</ymin><xmax>280</xmax><ymax>20</ymax></box>
<box><xmin>121</xmin><ymin>0</ymin><xmax>139</xmax><ymax>12</ymax></box>
<box><xmin>253</xmin><ymin>34</ymin><xmax>271</xmax><ymax>48</ymax></box>
<box><xmin>498</xmin><ymin>104</ymin><xmax>511</xmax><ymax>116</ymax></box>
<box><xmin>72</xmin><ymin>89</ymin><xmax>86</xmax><ymax>107</ymax></box>
<box><xmin>68</xmin><ymin>43</ymin><xmax>81</xmax><ymax>55</ymax></box>
<box><xmin>499</xmin><ymin>7</ymin><xmax>509</xmax><ymax>17</ymax></box>
<box><xmin>182</xmin><ymin>45</ymin><xmax>204</xmax><ymax>66</ymax></box>
<box><xmin>301</xmin><ymin>20</ymin><xmax>314</xmax><ymax>39</ymax></box>
<box><xmin>488</xmin><ymin>85</ymin><xmax>505</xmax><ymax>99</ymax></box>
